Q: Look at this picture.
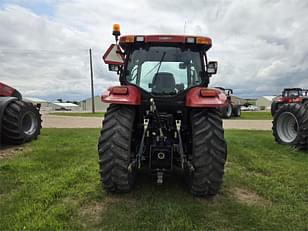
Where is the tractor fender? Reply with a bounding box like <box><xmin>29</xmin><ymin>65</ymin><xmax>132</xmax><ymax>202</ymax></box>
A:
<box><xmin>185</xmin><ymin>87</ymin><xmax>227</xmax><ymax>108</ymax></box>
<box><xmin>0</xmin><ymin>82</ymin><xmax>22</xmax><ymax>100</ymax></box>
<box><xmin>273</xmin><ymin>96</ymin><xmax>284</xmax><ymax>103</ymax></box>
<box><xmin>101</xmin><ymin>85</ymin><xmax>141</xmax><ymax>105</ymax></box>
<box><xmin>0</xmin><ymin>97</ymin><xmax>18</xmax><ymax>143</ymax></box>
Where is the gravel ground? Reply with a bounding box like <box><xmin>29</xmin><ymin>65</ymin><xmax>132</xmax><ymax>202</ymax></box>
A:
<box><xmin>42</xmin><ymin>114</ymin><xmax>272</xmax><ymax>130</ymax></box>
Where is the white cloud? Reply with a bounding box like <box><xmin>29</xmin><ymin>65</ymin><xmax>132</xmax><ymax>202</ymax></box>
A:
<box><xmin>0</xmin><ymin>0</ymin><xmax>308</xmax><ymax>100</ymax></box>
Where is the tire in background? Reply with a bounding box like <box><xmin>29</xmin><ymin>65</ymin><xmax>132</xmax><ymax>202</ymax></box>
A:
<box><xmin>98</xmin><ymin>104</ymin><xmax>136</xmax><ymax>193</ymax></box>
<box><xmin>272</xmin><ymin>103</ymin><xmax>308</xmax><ymax>150</ymax></box>
<box><xmin>271</xmin><ymin>102</ymin><xmax>281</xmax><ymax>116</ymax></box>
<box><xmin>1</xmin><ymin>100</ymin><xmax>41</xmax><ymax>144</ymax></box>
<box><xmin>187</xmin><ymin>108</ymin><xmax>227</xmax><ymax>196</ymax></box>
<box><xmin>232</xmin><ymin>105</ymin><xmax>241</xmax><ymax>117</ymax></box>
<box><xmin>222</xmin><ymin>102</ymin><xmax>232</xmax><ymax>119</ymax></box>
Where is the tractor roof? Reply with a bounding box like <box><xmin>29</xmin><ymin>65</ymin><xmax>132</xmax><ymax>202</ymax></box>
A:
<box><xmin>119</xmin><ymin>35</ymin><xmax>212</xmax><ymax>51</ymax></box>
<box><xmin>283</xmin><ymin>88</ymin><xmax>303</xmax><ymax>91</ymax></box>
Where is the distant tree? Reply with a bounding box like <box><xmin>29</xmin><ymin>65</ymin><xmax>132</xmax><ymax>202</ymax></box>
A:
<box><xmin>57</xmin><ymin>98</ymin><xmax>63</xmax><ymax>103</ymax></box>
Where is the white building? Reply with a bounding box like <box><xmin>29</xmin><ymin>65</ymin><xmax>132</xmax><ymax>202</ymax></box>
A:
<box><xmin>256</xmin><ymin>96</ymin><xmax>275</xmax><ymax>110</ymax></box>
<box><xmin>80</xmin><ymin>96</ymin><xmax>109</xmax><ymax>112</ymax></box>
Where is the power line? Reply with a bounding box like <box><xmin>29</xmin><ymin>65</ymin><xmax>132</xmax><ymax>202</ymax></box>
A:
<box><xmin>0</xmin><ymin>48</ymin><xmax>90</xmax><ymax>54</ymax></box>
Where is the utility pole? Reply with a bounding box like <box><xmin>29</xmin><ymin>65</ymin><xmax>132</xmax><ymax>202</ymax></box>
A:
<box><xmin>89</xmin><ymin>48</ymin><xmax>95</xmax><ymax>113</ymax></box>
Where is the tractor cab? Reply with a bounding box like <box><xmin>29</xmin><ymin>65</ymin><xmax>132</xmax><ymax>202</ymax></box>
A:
<box><xmin>119</xmin><ymin>35</ymin><xmax>216</xmax><ymax>94</ymax></box>
<box><xmin>282</xmin><ymin>88</ymin><xmax>303</xmax><ymax>98</ymax></box>
<box><xmin>102</xmin><ymin>25</ymin><xmax>222</xmax><ymax>106</ymax></box>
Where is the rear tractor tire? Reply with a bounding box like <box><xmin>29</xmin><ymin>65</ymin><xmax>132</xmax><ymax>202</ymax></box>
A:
<box><xmin>187</xmin><ymin>108</ymin><xmax>227</xmax><ymax>196</ymax></box>
<box><xmin>98</xmin><ymin>104</ymin><xmax>136</xmax><ymax>193</ymax></box>
<box><xmin>1</xmin><ymin>100</ymin><xmax>41</xmax><ymax>144</ymax></box>
<box><xmin>272</xmin><ymin>103</ymin><xmax>308</xmax><ymax>150</ymax></box>
<box><xmin>271</xmin><ymin>102</ymin><xmax>281</xmax><ymax>116</ymax></box>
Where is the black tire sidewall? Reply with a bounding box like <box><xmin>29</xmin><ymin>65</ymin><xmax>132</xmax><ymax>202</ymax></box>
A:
<box><xmin>98</xmin><ymin>104</ymin><xmax>136</xmax><ymax>193</ymax></box>
<box><xmin>18</xmin><ymin>103</ymin><xmax>41</xmax><ymax>141</ymax></box>
<box><xmin>272</xmin><ymin>103</ymin><xmax>308</xmax><ymax>147</ymax></box>
<box><xmin>188</xmin><ymin>108</ymin><xmax>227</xmax><ymax>196</ymax></box>
<box><xmin>2</xmin><ymin>101</ymin><xmax>41</xmax><ymax>144</ymax></box>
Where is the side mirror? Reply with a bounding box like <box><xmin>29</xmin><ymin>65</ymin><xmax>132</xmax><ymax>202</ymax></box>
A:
<box><xmin>207</xmin><ymin>61</ymin><xmax>218</xmax><ymax>75</ymax></box>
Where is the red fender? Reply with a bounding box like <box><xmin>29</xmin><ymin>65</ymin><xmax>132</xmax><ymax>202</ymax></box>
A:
<box><xmin>101</xmin><ymin>85</ymin><xmax>141</xmax><ymax>105</ymax></box>
<box><xmin>0</xmin><ymin>82</ymin><xmax>16</xmax><ymax>97</ymax></box>
<box><xmin>0</xmin><ymin>82</ymin><xmax>22</xmax><ymax>100</ymax></box>
<box><xmin>185</xmin><ymin>87</ymin><xmax>227</xmax><ymax>108</ymax></box>
<box><xmin>273</xmin><ymin>96</ymin><xmax>284</xmax><ymax>103</ymax></box>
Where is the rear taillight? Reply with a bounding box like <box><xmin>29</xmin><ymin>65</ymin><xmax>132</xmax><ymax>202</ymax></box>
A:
<box><xmin>111</xmin><ymin>86</ymin><xmax>128</xmax><ymax>95</ymax></box>
<box><xmin>200</xmin><ymin>88</ymin><xmax>219</xmax><ymax>97</ymax></box>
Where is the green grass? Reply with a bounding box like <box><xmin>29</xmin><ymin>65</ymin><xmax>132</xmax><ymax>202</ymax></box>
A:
<box><xmin>0</xmin><ymin>129</ymin><xmax>307</xmax><ymax>230</ymax></box>
<box><xmin>50</xmin><ymin>111</ymin><xmax>272</xmax><ymax>120</ymax></box>
<box><xmin>50</xmin><ymin>112</ymin><xmax>104</xmax><ymax>117</ymax></box>
<box><xmin>235</xmin><ymin>111</ymin><xmax>272</xmax><ymax>120</ymax></box>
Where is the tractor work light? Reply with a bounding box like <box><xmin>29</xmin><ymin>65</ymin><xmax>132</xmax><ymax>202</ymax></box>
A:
<box><xmin>186</xmin><ymin>37</ymin><xmax>195</xmax><ymax>43</ymax></box>
<box><xmin>200</xmin><ymin>88</ymin><xmax>219</xmax><ymax>97</ymax></box>
<box><xmin>111</xmin><ymin>86</ymin><xmax>128</xmax><ymax>95</ymax></box>
<box><xmin>136</xmin><ymin>36</ymin><xmax>145</xmax><ymax>42</ymax></box>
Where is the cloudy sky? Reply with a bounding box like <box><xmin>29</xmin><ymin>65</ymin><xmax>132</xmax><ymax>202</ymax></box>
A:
<box><xmin>0</xmin><ymin>0</ymin><xmax>308</xmax><ymax>101</ymax></box>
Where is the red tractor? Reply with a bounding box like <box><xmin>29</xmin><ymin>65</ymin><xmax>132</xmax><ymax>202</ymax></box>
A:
<box><xmin>271</xmin><ymin>88</ymin><xmax>308</xmax><ymax>116</ymax></box>
<box><xmin>98</xmin><ymin>24</ymin><xmax>227</xmax><ymax>196</ymax></box>
<box><xmin>0</xmin><ymin>82</ymin><xmax>41</xmax><ymax>145</ymax></box>
<box><xmin>215</xmin><ymin>87</ymin><xmax>241</xmax><ymax>118</ymax></box>
<box><xmin>271</xmin><ymin>88</ymin><xmax>308</xmax><ymax>150</ymax></box>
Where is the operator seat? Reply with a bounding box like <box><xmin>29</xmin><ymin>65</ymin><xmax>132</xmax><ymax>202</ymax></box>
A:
<box><xmin>152</xmin><ymin>72</ymin><xmax>176</xmax><ymax>94</ymax></box>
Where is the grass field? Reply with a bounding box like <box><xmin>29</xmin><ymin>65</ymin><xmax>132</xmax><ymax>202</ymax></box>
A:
<box><xmin>1</xmin><ymin>129</ymin><xmax>307</xmax><ymax>230</ymax></box>
<box><xmin>50</xmin><ymin>111</ymin><xmax>272</xmax><ymax>120</ymax></box>
<box><xmin>236</xmin><ymin>111</ymin><xmax>272</xmax><ymax>120</ymax></box>
<box><xmin>50</xmin><ymin>112</ymin><xmax>104</xmax><ymax>117</ymax></box>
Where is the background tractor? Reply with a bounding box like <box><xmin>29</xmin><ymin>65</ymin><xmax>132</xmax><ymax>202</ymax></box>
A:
<box><xmin>0</xmin><ymin>82</ymin><xmax>41</xmax><ymax>145</ymax></box>
<box><xmin>271</xmin><ymin>88</ymin><xmax>308</xmax><ymax>150</ymax></box>
<box><xmin>215</xmin><ymin>87</ymin><xmax>241</xmax><ymax>118</ymax></box>
<box><xmin>98</xmin><ymin>24</ymin><xmax>227</xmax><ymax>196</ymax></box>
<box><xmin>271</xmin><ymin>88</ymin><xmax>308</xmax><ymax>116</ymax></box>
